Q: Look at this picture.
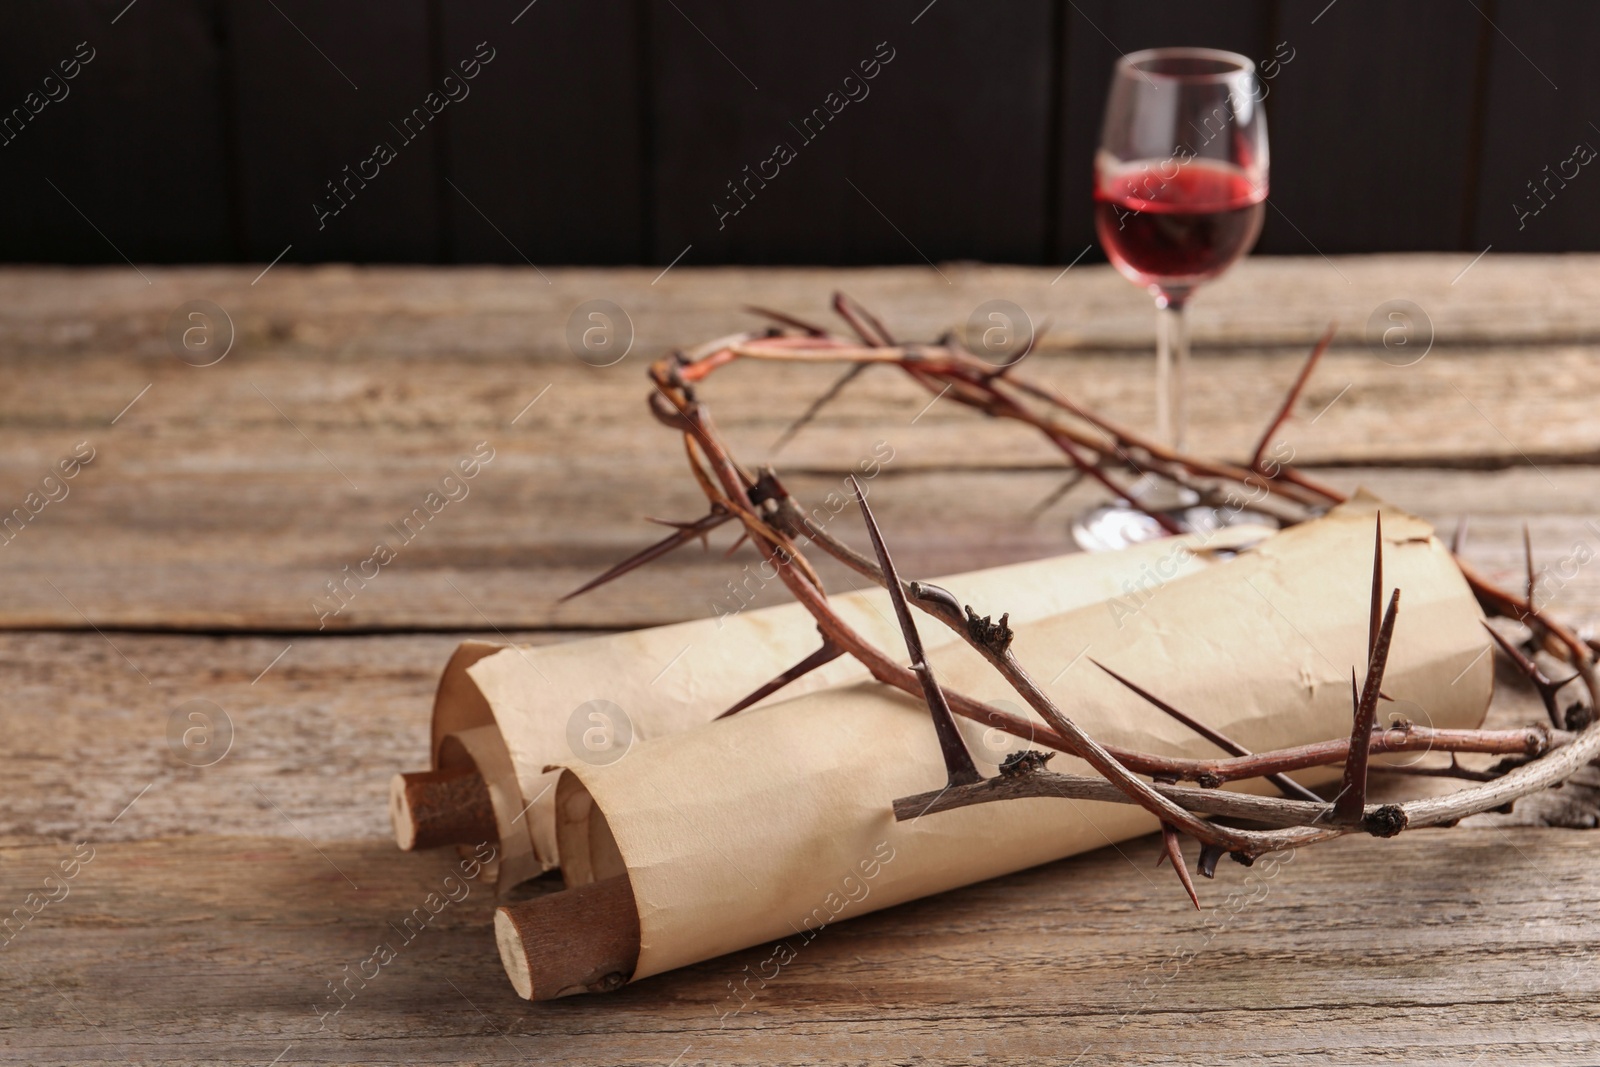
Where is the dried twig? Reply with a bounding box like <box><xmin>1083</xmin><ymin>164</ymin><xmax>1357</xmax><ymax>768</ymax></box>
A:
<box><xmin>1482</xmin><ymin>621</ymin><xmax>1578</xmax><ymax>728</ymax></box>
<box><xmin>769</xmin><ymin>363</ymin><xmax>869</xmax><ymax>456</ymax></box>
<box><xmin>569</xmin><ymin>293</ymin><xmax>1600</xmax><ymax>901</ymax></box>
<box><xmin>894</xmin><ymin>767</ymin><xmax>1402</xmax><ymax>831</ymax></box>
<box><xmin>1374</xmin><ymin>753</ymin><xmax>1502</xmax><ymax>783</ymax></box>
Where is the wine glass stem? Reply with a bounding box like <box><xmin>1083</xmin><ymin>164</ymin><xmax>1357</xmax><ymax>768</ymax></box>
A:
<box><xmin>1155</xmin><ymin>295</ymin><xmax>1190</xmax><ymax>452</ymax></box>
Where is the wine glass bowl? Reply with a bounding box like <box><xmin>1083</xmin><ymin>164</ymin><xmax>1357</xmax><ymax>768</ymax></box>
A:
<box><xmin>1072</xmin><ymin>47</ymin><xmax>1270</xmax><ymax>551</ymax></box>
<box><xmin>1094</xmin><ymin>156</ymin><xmax>1266</xmax><ymax>294</ymax></box>
<box><xmin>1094</xmin><ymin>49</ymin><xmax>1268</xmax><ymax>304</ymax></box>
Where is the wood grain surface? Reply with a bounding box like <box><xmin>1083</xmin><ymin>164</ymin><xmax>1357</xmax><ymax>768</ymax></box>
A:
<box><xmin>4</xmin><ymin>255</ymin><xmax>1600</xmax><ymax>631</ymax></box>
<box><xmin>2</xmin><ymin>260</ymin><xmax>1597</xmax><ymax>1063</ymax></box>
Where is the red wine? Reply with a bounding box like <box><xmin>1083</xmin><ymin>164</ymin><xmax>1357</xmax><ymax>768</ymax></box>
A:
<box><xmin>1094</xmin><ymin>159</ymin><xmax>1266</xmax><ymax>290</ymax></box>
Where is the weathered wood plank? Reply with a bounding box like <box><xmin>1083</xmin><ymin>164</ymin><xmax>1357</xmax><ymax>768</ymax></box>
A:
<box><xmin>3</xmin><ymin>429</ymin><xmax>1599</xmax><ymax>632</ymax></box>
<box><xmin>0</xmin><ymin>631</ymin><xmax>562</xmax><ymax>844</ymax></box>
<box><xmin>0</xmin><ymin>265</ymin><xmax>1595</xmax><ymax>628</ymax></box>
<box><xmin>1</xmin><ymin>829</ymin><xmax>1596</xmax><ymax>1065</ymax></box>
<box><xmin>4</xmin><ymin>256</ymin><xmax>1599</xmax><ymax>360</ymax></box>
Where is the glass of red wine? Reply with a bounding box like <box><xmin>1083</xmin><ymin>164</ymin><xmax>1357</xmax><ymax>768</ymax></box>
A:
<box><xmin>1072</xmin><ymin>47</ymin><xmax>1269</xmax><ymax>551</ymax></box>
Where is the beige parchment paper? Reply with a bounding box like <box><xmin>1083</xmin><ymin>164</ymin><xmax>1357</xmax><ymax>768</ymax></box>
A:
<box><xmin>448</xmin><ymin>524</ymin><xmax>1269</xmax><ymax>879</ymax></box>
<box><xmin>550</xmin><ymin>496</ymin><xmax>1493</xmax><ymax>982</ymax></box>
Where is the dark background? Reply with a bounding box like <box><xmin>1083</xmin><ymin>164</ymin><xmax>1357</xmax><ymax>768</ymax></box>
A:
<box><xmin>0</xmin><ymin>0</ymin><xmax>1592</xmax><ymax>267</ymax></box>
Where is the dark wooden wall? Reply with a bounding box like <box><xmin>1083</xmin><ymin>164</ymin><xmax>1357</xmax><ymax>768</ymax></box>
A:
<box><xmin>0</xmin><ymin>0</ymin><xmax>1591</xmax><ymax>266</ymax></box>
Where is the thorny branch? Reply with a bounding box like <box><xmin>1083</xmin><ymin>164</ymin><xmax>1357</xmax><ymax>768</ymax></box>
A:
<box><xmin>567</xmin><ymin>294</ymin><xmax>1600</xmax><ymax>904</ymax></box>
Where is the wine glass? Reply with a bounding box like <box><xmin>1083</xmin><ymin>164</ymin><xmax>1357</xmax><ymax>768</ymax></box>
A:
<box><xmin>1072</xmin><ymin>47</ymin><xmax>1268</xmax><ymax>551</ymax></box>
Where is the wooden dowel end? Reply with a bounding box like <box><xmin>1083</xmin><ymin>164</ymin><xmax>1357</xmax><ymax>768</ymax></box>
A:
<box><xmin>494</xmin><ymin>874</ymin><xmax>641</xmax><ymax>1000</ymax></box>
<box><xmin>389</xmin><ymin>766</ymin><xmax>496</xmax><ymax>851</ymax></box>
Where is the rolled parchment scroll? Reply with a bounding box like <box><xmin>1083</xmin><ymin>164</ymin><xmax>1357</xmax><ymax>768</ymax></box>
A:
<box><xmin>404</xmin><ymin>523</ymin><xmax>1270</xmax><ymax>886</ymax></box>
<box><xmin>505</xmin><ymin>497</ymin><xmax>1492</xmax><ymax>995</ymax></box>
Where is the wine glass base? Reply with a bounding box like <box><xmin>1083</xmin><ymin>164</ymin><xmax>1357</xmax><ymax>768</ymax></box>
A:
<box><xmin>1071</xmin><ymin>504</ymin><xmax>1168</xmax><ymax>552</ymax></box>
<box><xmin>1071</xmin><ymin>502</ymin><xmax>1280</xmax><ymax>553</ymax></box>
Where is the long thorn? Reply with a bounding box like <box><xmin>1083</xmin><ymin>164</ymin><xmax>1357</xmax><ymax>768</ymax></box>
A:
<box><xmin>1161</xmin><ymin>823</ymin><xmax>1200</xmax><ymax>909</ymax></box>
<box><xmin>716</xmin><ymin>639</ymin><xmax>846</xmax><ymax>719</ymax></box>
<box><xmin>849</xmin><ymin>475</ymin><xmax>982</xmax><ymax>787</ymax></box>
<box><xmin>1091</xmin><ymin>658</ymin><xmax>1323</xmax><ymax>803</ymax></box>
<box><xmin>644</xmin><ymin>515</ymin><xmax>716</xmax><ymax>551</ymax></box>
<box><xmin>1334</xmin><ymin>588</ymin><xmax>1401</xmax><ymax>825</ymax></box>
<box><xmin>560</xmin><ymin>511</ymin><xmax>733</xmax><ymax>601</ymax></box>
<box><xmin>1052</xmin><ymin>431</ymin><xmax>1184</xmax><ymax>536</ymax></box>
<box><xmin>985</xmin><ymin>316</ymin><xmax>1049</xmax><ymax>379</ymax></box>
<box><xmin>1481</xmin><ymin>620</ymin><xmax>1577</xmax><ymax>728</ymax></box>
<box><xmin>1370</xmin><ymin>512</ymin><xmax>1384</xmax><ymax>665</ymax></box>
<box><xmin>769</xmin><ymin>362</ymin><xmax>870</xmax><ymax>457</ymax></box>
<box><xmin>1026</xmin><ymin>470</ymin><xmax>1088</xmax><ymax>519</ymax></box>
<box><xmin>1367</xmin><ymin>513</ymin><xmax>1396</xmax><ymax>702</ymax></box>
<box><xmin>1524</xmin><ymin>523</ymin><xmax>1538</xmax><ymax>612</ymax></box>
<box><xmin>743</xmin><ymin>304</ymin><xmax>827</xmax><ymax>336</ymax></box>
<box><xmin>833</xmin><ymin>292</ymin><xmax>895</xmax><ymax>346</ymax></box>
<box><xmin>1249</xmin><ymin>322</ymin><xmax>1336</xmax><ymax>471</ymax></box>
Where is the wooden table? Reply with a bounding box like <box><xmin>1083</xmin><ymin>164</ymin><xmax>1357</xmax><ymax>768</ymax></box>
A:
<box><xmin>3</xmin><ymin>256</ymin><xmax>1598</xmax><ymax>1065</ymax></box>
